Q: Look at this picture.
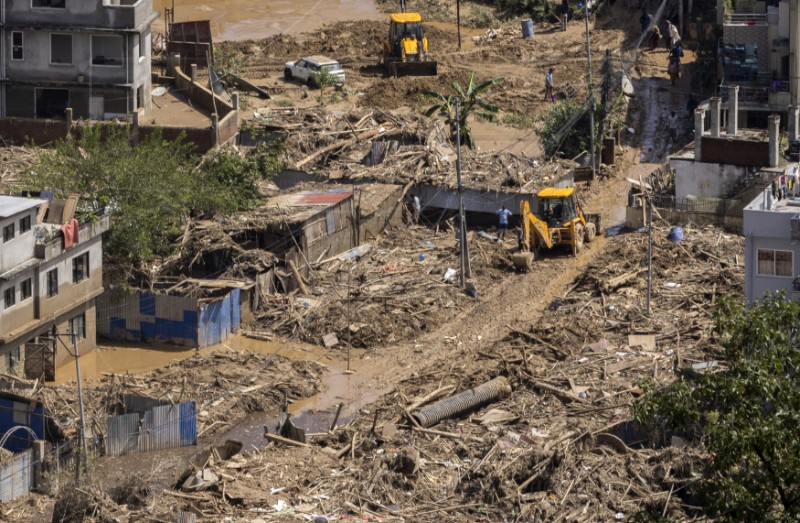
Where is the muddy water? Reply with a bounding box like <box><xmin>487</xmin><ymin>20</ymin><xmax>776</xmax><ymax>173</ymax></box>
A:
<box><xmin>56</xmin><ymin>335</ymin><xmax>392</xmax><ymax>449</ymax></box>
<box><xmin>153</xmin><ymin>0</ymin><xmax>383</xmax><ymax>41</ymax></box>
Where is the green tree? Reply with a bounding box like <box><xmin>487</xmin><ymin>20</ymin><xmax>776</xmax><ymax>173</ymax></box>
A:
<box><xmin>21</xmin><ymin>125</ymin><xmax>282</xmax><ymax>267</ymax></box>
<box><xmin>424</xmin><ymin>72</ymin><xmax>504</xmax><ymax>149</ymax></box>
<box><xmin>633</xmin><ymin>294</ymin><xmax>800</xmax><ymax>522</ymax></box>
<box><xmin>535</xmin><ymin>100</ymin><xmax>598</xmax><ymax>159</ymax></box>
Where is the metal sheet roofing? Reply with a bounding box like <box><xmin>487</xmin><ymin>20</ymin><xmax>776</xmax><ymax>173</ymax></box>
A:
<box><xmin>0</xmin><ymin>196</ymin><xmax>45</xmax><ymax>219</ymax></box>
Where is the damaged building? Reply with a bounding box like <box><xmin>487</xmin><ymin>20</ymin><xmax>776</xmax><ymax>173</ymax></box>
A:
<box><xmin>0</xmin><ymin>0</ymin><xmax>157</xmax><ymax>119</ymax></box>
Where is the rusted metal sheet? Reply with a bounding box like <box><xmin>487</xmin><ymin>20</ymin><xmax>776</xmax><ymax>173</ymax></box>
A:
<box><xmin>0</xmin><ymin>448</ymin><xmax>33</xmax><ymax>502</ymax></box>
<box><xmin>106</xmin><ymin>402</ymin><xmax>196</xmax><ymax>457</ymax></box>
<box><xmin>167</xmin><ymin>20</ymin><xmax>213</xmax><ymax>70</ymax></box>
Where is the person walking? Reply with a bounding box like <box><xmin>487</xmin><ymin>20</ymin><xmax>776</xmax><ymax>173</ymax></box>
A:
<box><xmin>496</xmin><ymin>205</ymin><xmax>513</xmax><ymax>242</ymax></box>
<box><xmin>666</xmin><ymin>20</ymin><xmax>681</xmax><ymax>48</ymax></box>
<box><xmin>411</xmin><ymin>194</ymin><xmax>421</xmax><ymax>225</ymax></box>
<box><xmin>649</xmin><ymin>25</ymin><xmax>661</xmax><ymax>50</ymax></box>
<box><xmin>559</xmin><ymin>0</ymin><xmax>569</xmax><ymax>31</ymax></box>
<box><xmin>668</xmin><ymin>110</ymin><xmax>678</xmax><ymax>140</ymax></box>
<box><xmin>640</xmin><ymin>8</ymin><xmax>653</xmax><ymax>34</ymax></box>
<box><xmin>545</xmin><ymin>68</ymin><xmax>555</xmax><ymax>102</ymax></box>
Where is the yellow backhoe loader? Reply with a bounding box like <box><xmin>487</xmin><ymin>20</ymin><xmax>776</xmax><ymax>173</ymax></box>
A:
<box><xmin>512</xmin><ymin>187</ymin><xmax>601</xmax><ymax>271</ymax></box>
<box><xmin>383</xmin><ymin>11</ymin><xmax>438</xmax><ymax>77</ymax></box>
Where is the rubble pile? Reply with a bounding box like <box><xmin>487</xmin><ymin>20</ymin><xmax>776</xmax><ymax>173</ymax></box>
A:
<box><xmin>258</xmin><ymin>107</ymin><xmax>581</xmax><ymax>191</ymax></box>
<box><xmin>147</xmin><ymin>225</ymin><xmax>741</xmax><ymax>522</ymax></box>
<box><xmin>0</xmin><ymin>145</ymin><xmax>38</xmax><ymax>192</ymax></box>
<box><xmin>26</xmin><ymin>349</ymin><xmax>324</xmax><ymax>441</ymax></box>
<box><xmin>253</xmin><ymin>226</ymin><xmax>514</xmax><ymax>348</ymax></box>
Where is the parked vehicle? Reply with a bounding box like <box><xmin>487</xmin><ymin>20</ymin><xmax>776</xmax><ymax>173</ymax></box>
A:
<box><xmin>284</xmin><ymin>56</ymin><xmax>345</xmax><ymax>88</ymax></box>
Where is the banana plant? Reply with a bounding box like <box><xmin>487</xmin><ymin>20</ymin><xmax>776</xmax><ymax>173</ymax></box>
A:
<box><xmin>424</xmin><ymin>72</ymin><xmax>504</xmax><ymax>149</ymax></box>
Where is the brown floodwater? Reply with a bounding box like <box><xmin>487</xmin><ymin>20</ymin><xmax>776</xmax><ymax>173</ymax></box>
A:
<box><xmin>153</xmin><ymin>0</ymin><xmax>383</xmax><ymax>41</ymax></box>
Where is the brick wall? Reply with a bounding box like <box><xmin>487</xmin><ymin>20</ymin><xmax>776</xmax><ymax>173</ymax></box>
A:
<box><xmin>700</xmin><ymin>136</ymin><xmax>770</xmax><ymax>167</ymax></box>
<box><xmin>0</xmin><ymin>117</ymin><xmax>68</xmax><ymax>145</ymax></box>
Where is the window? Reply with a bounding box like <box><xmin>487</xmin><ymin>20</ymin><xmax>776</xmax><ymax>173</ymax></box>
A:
<box><xmin>11</xmin><ymin>32</ymin><xmax>23</xmax><ymax>61</ymax></box>
<box><xmin>4</xmin><ymin>287</ymin><xmax>15</xmax><ymax>309</ymax></box>
<box><xmin>50</xmin><ymin>34</ymin><xmax>72</xmax><ymax>65</ymax></box>
<box><xmin>21</xmin><ymin>278</ymin><xmax>32</xmax><ymax>301</ymax></box>
<box><xmin>47</xmin><ymin>269</ymin><xmax>58</xmax><ymax>297</ymax></box>
<box><xmin>757</xmin><ymin>249</ymin><xmax>794</xmax><ymax>277</ymax></box>
<box><xmin>3</xmin><ymin>224</ymin><xmax>14</xmax><ymax>242</ymax></box>
<box><xmin>19</xmin><ymin>215</ymin><xmax>31</xmax><ymax>234</ymax></box>
<box><xmin>91</xmin><ymin>35</ymin><xmax>123</xmax><ymax>67</ymax></box>
<box><xmin>8</xmin><ymin>348</ymin><xmax>21</xmax><ymax>369</ymax></box>
<box><xmin>72</xmin><ymin>252</ymin><xmax>89</xmax><ymax>283</ymax></box>
<box><xmin>32</xmin><ymin>0</ymin><xmax>65</xmax><ymax>8</ymax></box>
<box><xmin>68</xmin><ymin>313</ymin><xmax>85</xmax><ymax>340</ymax></box>
<box><xmin>137</xmin><ymin>32</ymin><xmax>146</xmax><ymax>59</ymax></box>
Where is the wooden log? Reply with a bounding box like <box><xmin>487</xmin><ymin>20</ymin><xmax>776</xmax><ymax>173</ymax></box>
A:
<box><xmin>293</xmin><ymin>127</ymin><xmax>391</xmax><ymax>169</ymax></box>
<box><xmin>264</xmin><ymin>432</ymin><xmax>311</xmax><ymax>448</ymax></box>
<box><xmin>287</xmin><ymin>260</ymin><xmax>310</xmax><ymax>295</ymax></box>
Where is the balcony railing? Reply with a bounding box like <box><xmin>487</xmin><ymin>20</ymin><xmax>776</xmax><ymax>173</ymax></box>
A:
<box><xmin>724</xmin><ymin>13</ymin><xmax>768</xmax><ymax>24</ymax></box>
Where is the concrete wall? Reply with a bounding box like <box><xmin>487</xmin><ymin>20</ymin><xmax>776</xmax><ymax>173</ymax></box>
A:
<box><xmin>4</xmin><ymin>0</ymin><xmax>154</xmax><ymax>31</ymax></box>
<box><xmin>672</xmin><ymin>157</ymin><xmax>749</xmax><ymax>199</ymax></box>
<box><xmin>0</xmin><ymin>208</ymin><xmax>38</xmax><ymax>273</ymax></box>
<box><xmin>743</xmin><ymin>200</ymin><xmax>800</xmax><ymax>303</ymax></box>
<box><xmin>173</xmin><ymin>63</ymin><xmax>234</xmax><ymax>117</ymax></box>
<box><xmin>37</xmin><ymin>237</ymin><xmax>103</xmax><ymax>322</ymax></box>
<box><xmin>0</xmin><ymin>116</ymin><xmax>68</xmax><ymax>143</ymax></box>
<box><xmin>0</xmin><ymin>298</ymin><xmax>97</xmax><ymax>375</ymax></box>
<box><xmin>0</xmin><ymin>266</ymin><xmax>37</xmax><ymax>343</ymax></box>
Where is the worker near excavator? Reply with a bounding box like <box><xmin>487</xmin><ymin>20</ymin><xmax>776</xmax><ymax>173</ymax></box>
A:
<box><xmin>496</xmin><ymin>205</ymin><xmax>513</xmax><ymax>242</ymax></box>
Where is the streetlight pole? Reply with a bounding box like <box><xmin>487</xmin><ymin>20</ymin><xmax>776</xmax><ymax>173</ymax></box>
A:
<box><xmin>73</xmin><ymin>333</ymin><xmax>89</xmax><ymax>477</ymax></box>
<box><xmin>584</xmin><ymin>1</ymin><xmax>596</xmax><ymax>178</ymax></box>
<box><xmin>646</xmin><ymin>195</ymin><xmax>653</xmax><ymax>316</ymax></box>
<box><xmin>454</xmin><ymin>99</ymin><xmax>470</xmax><ymax>287</ymax></box>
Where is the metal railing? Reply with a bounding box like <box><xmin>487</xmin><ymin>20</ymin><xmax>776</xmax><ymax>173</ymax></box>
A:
<box><xmin>724</xmin><ymin>13</ymin><xmax>768</xmax><ymax>24</ymax></box>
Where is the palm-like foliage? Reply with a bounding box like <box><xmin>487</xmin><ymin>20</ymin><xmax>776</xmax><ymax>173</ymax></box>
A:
<box><xmin>424</xmin><ymin>72</ymin><xmax>504</xmax><ymax>149</ymax></box>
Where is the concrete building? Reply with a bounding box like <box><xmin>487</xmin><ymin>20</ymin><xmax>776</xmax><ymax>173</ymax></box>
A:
<box><xmin>670</xmin><ymin>93</ymin><xmax>787</xmax><ymax>202</ymax></box>
<box><xmin>717</xmin><ymin>0</ymin><xmax>799</xmax><ymax>128</ymax></box>
<box><xmin>0</xmin><ymin>196</ymin><xmax>109</xmax><ymax>379</ymax></box>
<box><xmin>743</xmin><ymin>171</ymin><xmax>800</xmax><ymax>303</ymax></box>
<box><xmin>0</xmin><ymin>0</ymin><xmax>157</xmax><ymax>119</ymax></box>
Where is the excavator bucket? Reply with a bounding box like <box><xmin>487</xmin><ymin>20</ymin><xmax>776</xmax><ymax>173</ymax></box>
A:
<box><xmin>511</xmin><ymin>252</ymin><xmax>534</xmax><ymax>271</ymax></box>
<box><xmin>388</xmin><ymin>60</ymin><xmax>438</xmax><ymax>78</ymax></box>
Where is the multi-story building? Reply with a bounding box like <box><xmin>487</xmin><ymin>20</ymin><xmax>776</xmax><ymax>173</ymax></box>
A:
<box><xmin>716</xmin><ymin>0</ymin><xmax>800</xmax><ymax>128</ymax></box>
<box><xmin>0</xmin><ymin>196</ymin><xmax>109</xmax><ymax>378</ymax></box>
<box><xmin>743</xmin><ymin>173</ymin><xmax>800</xmax><ymax>303</ymax></box>
<box><xmin>0</xmin><ymin>0</ymin><xmax>157</xmax><ymax>120</ymax></box>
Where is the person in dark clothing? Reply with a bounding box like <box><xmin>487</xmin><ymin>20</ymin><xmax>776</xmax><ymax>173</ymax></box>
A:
<box><xmin>640</xmin><ymin>8</ymin><xmax>652</xmax><ymax>34</ymax></box>
<box><xmin>558</xmin><ymin>0</ymin><xmax>570</xmax><ymax>31</ymax></box>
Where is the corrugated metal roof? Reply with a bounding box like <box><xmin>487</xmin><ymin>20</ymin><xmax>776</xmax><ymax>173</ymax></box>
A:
<box><xmin>0</xmin><ymin>196</ymin><xmax>45</xmax><ymax>219</ymax></box>
<box><xmin>268</xmin><ymin>190</ymin><xmax>352</xmax><ymax>208</ymax></box>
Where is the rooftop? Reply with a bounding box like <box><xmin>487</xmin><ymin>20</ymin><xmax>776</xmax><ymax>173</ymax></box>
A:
<box><xmin>261</xmin><ymin>189</ymin><xmax>353</xmax><ymax>224</ymax></box>
<box><xmin>745</xmin><ymin>165</ymin><xmax>800</xmax><ymax>213</ymax></box>
<box><xmin>0</xmin><ymin>196</ymin><xmax>45</xmax><ymax>219</ymax></box>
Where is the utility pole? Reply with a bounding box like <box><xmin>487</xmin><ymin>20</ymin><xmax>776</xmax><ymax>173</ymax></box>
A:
<box><xmin>456</xmin><ymin>0</ymin><xmax>462</xmax><ymax>50</ymax></box>
<box><xmin>584</xmin><ymin>1</ymin><xmax>596</xmax><ymax>178</ymax></box>
<box><xmin>454</xmin><ymin>99</ymin><xmax>470</xmax><ymax>288</ymax></box>
<box><xmin>646</xmin><ymin>195</ymin><xmax>653</xmax><ymax>316</ymax></box>
<box><xmin>73</xmin><ymin>333</ymin><xmax>89</xmax><ymax>477</ymax></box>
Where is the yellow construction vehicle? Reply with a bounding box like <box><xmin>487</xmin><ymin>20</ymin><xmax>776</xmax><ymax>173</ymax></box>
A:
<box><xmin>383</xmin><ymin>11</ymin><xmax>438</xmax><ymax>77</ymax></box>
<box><xmin>512</xmin><ymin>187</ymin><xmax>601</xmax><ymax>270</ymax></box>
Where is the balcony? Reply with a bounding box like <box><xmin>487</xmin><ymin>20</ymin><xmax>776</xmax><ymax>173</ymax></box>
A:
<box><xmin>724</xmin><ymin>13</ymin><xmax>768</xmax><ymax>25</ymax></box>
<box><xmin>4</xmin><ymin>0</ymin><xmax>155</xmax><ymax>31</ymax></box>
<box><xmin>34</xmin><ymin>214</ymin><xmax>110</xmax><ymax>261</ymax></box>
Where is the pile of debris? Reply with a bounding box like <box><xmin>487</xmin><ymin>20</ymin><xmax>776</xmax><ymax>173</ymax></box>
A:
<box><xmin>142</xmin><ymin>225</ymin><xmax>741</xmax><ymax>522</ymax></box>
<box><xmin>252</xmin><ymin>226</ymin><xmax>514</xmax><ymax>348</ymax></box>
<box><xmin>254</xmin><ymin>107</ymin><xmax>581</xmax><ymax>191</ymax></box>
<box><xmin>0</xmin><ymin>145</ymin><xmax>39</xmax><ymax>192</ymax></box>
<box><xmin>16</xmin><ymin>348</ymin><xmax>324</xmax><ymax>442</ymax></box>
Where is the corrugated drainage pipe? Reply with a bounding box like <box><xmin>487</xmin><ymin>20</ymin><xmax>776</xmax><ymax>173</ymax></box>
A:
<box><xmin>412</xmin><ymin>377</ymin><xmax>512</xmax><ymax>428</ymax></box>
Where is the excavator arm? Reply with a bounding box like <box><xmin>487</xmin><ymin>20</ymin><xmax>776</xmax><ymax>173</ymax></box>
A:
<box><xmin>521</xmin><ymin>200</ymin><xmax>553</xmax><ymax>250</ymax></box>
<box><xmin>513</xmin><ymin>200</ymin><xmax>552</xmax><ymax>271</ymax></box>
